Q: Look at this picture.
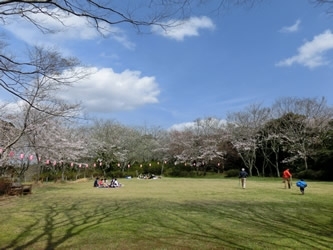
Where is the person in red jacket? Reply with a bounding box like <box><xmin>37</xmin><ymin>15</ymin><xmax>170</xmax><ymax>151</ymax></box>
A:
<box><xmin>282</xmin><ymin>168</ymin><xmax>292</xmax><ymax>189</ymax></box>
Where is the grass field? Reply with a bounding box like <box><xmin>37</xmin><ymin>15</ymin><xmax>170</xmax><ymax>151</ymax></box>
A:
<box><xmin>0</xmin><ymin>177</ymin><xmax>332</xmax><ymax>250</ymax></box>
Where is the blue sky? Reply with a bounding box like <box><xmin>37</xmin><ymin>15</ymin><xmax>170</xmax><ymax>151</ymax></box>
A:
<box><xmin>1</xmin><ymin>1</ymin><xmax>333</xmax><ymax>129</ymax></box>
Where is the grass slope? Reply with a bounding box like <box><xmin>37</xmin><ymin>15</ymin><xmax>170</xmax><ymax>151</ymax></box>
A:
<box><xmin>0</xmin><ymin>178</ymin><xmax>332</xmax><ymax>250</ymax></box>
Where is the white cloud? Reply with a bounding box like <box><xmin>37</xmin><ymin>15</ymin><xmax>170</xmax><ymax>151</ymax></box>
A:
<box><xmin>60</xmin><ymin>67</ymin><xmax>160</xmax><ymax>112</ymax></box>
<box><xmin>3</xmin><ymin>8</ymin><xmax>135</xmax><ymax>49</ymax></box>
<box><xmin>0</xmin><ymin>67</ymin><xmax>159</xmax><ymax>115</ymax></box>
<box><xmin>0</xmin><ymin>100</ymin><xmax>25</xmax><ymax>114</ymax></box>
<box><xmin>276</xmin><ymin>30</ymin><xmax>333</xmax><ymax>69</ymax></box>
<box><xmin>168</xmin><ymin>122</ymin><xmax>196</xmax><ymax>131</ymax></box>
<box><xmin>168</xmin><ymin>118</ymin><xmax>226</xmax><ymax>131</ymax></box>
<box><xmin>279</xmin><ymin>19</ymin><xmax>301</xmax><ymax>33</ymax></box>
<box><xmin>151</xmin><ymin>16</ymin><xmax>215</xmax><ymax>41</ymax></box>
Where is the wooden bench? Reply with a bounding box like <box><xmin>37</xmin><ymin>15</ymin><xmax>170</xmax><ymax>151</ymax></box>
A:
<box><xmin>8</xmin><ymin>183</ymin><xmax>32</xmax><ymax>196</ymax></box>
<box><xmin>22</xmin><ymin>184</ymin><xmax>32</xmax><ymax>195</ymax></box>
<box><xmin>8</xmin><ymin>185</ymin><xmax>23</xmax><ymax>196</ymax></box>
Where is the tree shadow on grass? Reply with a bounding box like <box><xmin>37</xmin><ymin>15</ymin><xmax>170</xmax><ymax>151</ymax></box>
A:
<box><xmin>1</xmin><ymin>197</ymin><xmax>332</xmax><ymax>249</ymax></box>
<box><xmin>126</xmin><ymin>200</ymin><xmax>333</xmax><ymax>249</ymax></box>
<box><xmin>1</xmin><ymin>200</ymin><xmax>133</xmax><ymax>250</ymax></box>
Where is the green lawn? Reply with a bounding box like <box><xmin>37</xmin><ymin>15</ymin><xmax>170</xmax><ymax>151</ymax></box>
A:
<box><xmin>0</xmin><ymin>178</ymin><xmax>332</xmax><ymax>249</ymax></box>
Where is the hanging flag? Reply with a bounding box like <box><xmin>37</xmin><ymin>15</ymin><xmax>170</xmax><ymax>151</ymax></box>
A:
<box><xmin>86</xmin><ymin>164</ymin><xmax>89</xmax><ymax>168</ymax></box>
<box><xmin>46</xmin><ymin>159</ymin><xmax>50</xmax><ymax>164</ymax></box>
<box><xmin>0</xmin><ymin>148</ymin><xmax>3</xmax><ymax>153</ymax></box>
<box><xmin>99</xmin><ymin>162</ymin><xmax>102</xmax><ymax>166</ymax></box>
<box><xmin>71</xmin><ymin>162</ymin><xmax>74</xmax><ymax>167</ymax></box>
<box><xmin>79</xmin><ymin>164</ymin><xmax>82</xmax><ymax>168</ymax></box>
<box><xmin>20</xmin><ymin>153</ymin><xmax>24</xmax><ymax>159</ymax></box>
<box><xmin>29</xmin><ymin>155</ymin><xmax>34</xmax><ymax>161</ymax></box>
<box><xmin>93</xmin><ymin>163</ymin><xmax>96</xmax><ymax>167</ymax></box>
<box><xmin>9</xmin><ymin>151</ymin><xmax>14</xmax><ymax>157</ymax></box>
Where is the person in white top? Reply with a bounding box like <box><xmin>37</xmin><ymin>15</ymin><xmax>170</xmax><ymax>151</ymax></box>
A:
<box><xmin>114</xmin><ymin>179</ymin><xmax>119</xmax><ymax>187</ymax></box>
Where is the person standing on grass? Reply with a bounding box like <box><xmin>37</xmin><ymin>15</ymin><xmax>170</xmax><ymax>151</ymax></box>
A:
<box><xmin>239</xmin><ymin>168</ymin><xmax>248</xmax><ymax>189</ymax></box>
<box><xmin>296</xmin><ymin>179</ymin><xmax>307</xmax><ymax>195</ymax></box>
<box><xmin>282</xmin><ymin>168</ymin><xmax>292</xmax><ymax>189</ymax></box>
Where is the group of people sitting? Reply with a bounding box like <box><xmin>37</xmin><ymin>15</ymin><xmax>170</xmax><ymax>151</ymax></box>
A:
<box><xmin>137</xmin><ymin>173</ymin><xmax>160</xmax><ymax>179</ymax></box>
<box><xmin>93</xmin><ymin>177</ymin><xmax>122</xmax><ymax>188</ymax></box>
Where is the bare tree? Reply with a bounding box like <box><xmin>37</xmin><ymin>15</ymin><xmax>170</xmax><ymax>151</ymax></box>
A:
<box><xmin>0</xmin><ymin>0</ymin><xmax>265</xmax><ymax>33</ymax></box>
<box><xmin>257</xmin><ymin>116</ymin><xmax>285</xmax><ymax>177</ymax></box>
<box><xmin>0</xmin><ymin>45</ymin><xmax>85</xmax><ymax>178</ymax></box>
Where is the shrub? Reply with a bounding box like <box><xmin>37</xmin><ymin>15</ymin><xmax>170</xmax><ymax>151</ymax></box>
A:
<box><xmin>111</xmin><ymin>170</ymin><xmax>126</xmax><ymax>178</ymax></box>
<box><xmin>224</xmin><ymin>169</ymin><xmax>239</xmax><ymax>178</ymax></box>
<box><xmin>296</xmin><ymin>169</ymin><xmax>323</xmax><ymax>180</ymax></box>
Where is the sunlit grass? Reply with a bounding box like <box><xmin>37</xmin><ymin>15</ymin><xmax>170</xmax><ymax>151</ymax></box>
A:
<box><xmin>0</xmin><ymin>178</ymin><xmax>332</xmax><ymax>249</ymax></box>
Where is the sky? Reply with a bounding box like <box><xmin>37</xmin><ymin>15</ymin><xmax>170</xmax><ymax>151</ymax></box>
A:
<box><xmin>1</xmin><ymin>1</ymin><xmax>333</xmax><ymax>130</ymax></box>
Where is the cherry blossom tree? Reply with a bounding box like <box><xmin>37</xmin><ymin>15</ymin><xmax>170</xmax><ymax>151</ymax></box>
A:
<box><xmin>227</xmin><ymin>104</ymin><xmax>270</xmax><ymax>176</ymax></box>
<box><xmin>271</xmin><ymin>97</ymin><xmax>333</xmax><ymax>170</ymax></box>
<box><xmin>0</xmin><ymin>45</ymin><xmax>85</xmax><ymax>179</ymax></box>
<box><xmin>85</xmin><ymin>120</ymin><xmax>147</xmax><ymax>175</ymax></box>
<box><xmin>168</xmin><ymin>117</ymin><xmax>227</xmax><ymax>175</ymax></box>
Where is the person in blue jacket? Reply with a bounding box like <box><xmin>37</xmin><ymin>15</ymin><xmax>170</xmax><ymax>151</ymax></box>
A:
<box><xmin>296</xmin><ymin>179</ymin><xmax>307</xmax><ymax>195</ymax></box>
<box><xmin>239</xmin><ymin>168</ymin><xmax>248</xmax><ymax>189</ymax></box>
